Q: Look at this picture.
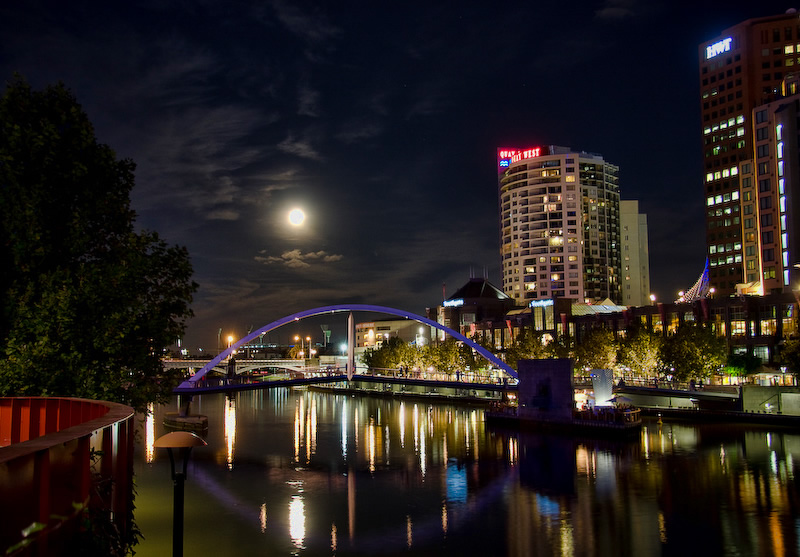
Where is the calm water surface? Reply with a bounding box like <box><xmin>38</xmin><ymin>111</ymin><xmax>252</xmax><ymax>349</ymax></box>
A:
<box><xmin>133</xmin><ymin>388</ymin><xmax>800</xmax><ymax>556</ymax></box>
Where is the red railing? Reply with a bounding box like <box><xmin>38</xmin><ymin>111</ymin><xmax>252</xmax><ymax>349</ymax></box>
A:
<box><xmin>0</xmin><ymin>397</ymin><xmax>135</xmax><ymax>555</ymax></box>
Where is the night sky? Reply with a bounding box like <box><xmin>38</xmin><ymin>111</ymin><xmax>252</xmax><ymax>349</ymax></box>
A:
<box><xmin>1</xmin><ymin>1</ymin><xmax>794</xmax><ymax>351</ymax></box>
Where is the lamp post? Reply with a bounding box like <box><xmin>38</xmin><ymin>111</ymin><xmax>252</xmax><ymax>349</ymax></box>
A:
<box><xmin>154</xmin><ymin>431</ymin><xmax>207</xmax><ymax>557</ymax></box>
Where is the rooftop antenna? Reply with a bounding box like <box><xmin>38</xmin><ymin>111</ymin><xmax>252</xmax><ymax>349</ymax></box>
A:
<box><xmin>442</xmin><ymin>282</ymin><xmax>446</xmax><ymax>302</ymax></box>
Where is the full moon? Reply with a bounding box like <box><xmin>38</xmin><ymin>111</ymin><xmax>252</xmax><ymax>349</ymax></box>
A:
<box><xmin>288</xmin><ymin>208</ymin><xmax>305</xmax><ymax>226</ymax></box>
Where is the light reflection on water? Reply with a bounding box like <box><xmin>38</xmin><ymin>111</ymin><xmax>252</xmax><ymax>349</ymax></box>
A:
<box><xmin>134</xmin><ymin>388</ymin><xmax>800</xmax><ymax>556</ymax></box>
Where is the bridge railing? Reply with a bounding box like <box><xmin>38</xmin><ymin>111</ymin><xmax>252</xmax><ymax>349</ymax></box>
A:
<box><xmin>0</xmin><ymin>397</ymin><xmax>135</xmax><ymax>555</ymax></box>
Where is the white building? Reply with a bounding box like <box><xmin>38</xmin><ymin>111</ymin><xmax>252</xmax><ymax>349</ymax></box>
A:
<box><xmin>620</xmin><ymin>200</ymin><xmax>651</xmax><ymax>306</ymax></box>
<box><xmin>497</xmin><ymin>145</ymin><xmax>621</xmax><ymax>305</ymax></box>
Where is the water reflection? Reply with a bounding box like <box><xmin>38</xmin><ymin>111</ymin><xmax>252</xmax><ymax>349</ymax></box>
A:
<box><xmin>133</xmin><ymin>389</ymin><xmax>800</xmax><ymax>556</ymax></box>
<box><xmin>144</xmin><ymin>402</ymin><xmax>155</xmax><ymax>463</ymax></box>
<box><xmin>224</xmin><ymin>396</ymin><xmax>235</xmax><ymax>470</ymax></box>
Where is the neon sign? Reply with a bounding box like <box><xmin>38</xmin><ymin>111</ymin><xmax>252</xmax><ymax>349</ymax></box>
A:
<box><xmin>443</xmin><ymin>299</ymin><xmax>464</xmax><ymax>307</ymax></box>
<box><xmin>498</xmin><ymin>147</ymin><xmax>543</xmax><ymax>169</ymax></box>
<box><xmin>706</xmin><ymin>37</ymin><xmax>732</xmax><ymax>59</ymax></box>
<box><xmin>529</xmin><ymin>299</ymin><xmax>554</xmax><ymax>308</ymax></box>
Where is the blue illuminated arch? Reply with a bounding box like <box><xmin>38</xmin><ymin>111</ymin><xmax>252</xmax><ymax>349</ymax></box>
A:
<box><xmin>176</xmin><ymin>304</ymin><xmax>516</xmax><ymax>389</ymax></box>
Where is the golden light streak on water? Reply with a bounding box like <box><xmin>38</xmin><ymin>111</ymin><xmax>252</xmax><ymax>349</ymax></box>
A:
<box><xmin>508</xmin><ymin>436</ymin><xmax>517</xmax><ymax>465</ymax></box>
<box><xmin>559</xmin><ymin>518</ymin><xmax>574</xmax><ymax>556</ymax></box>
<box><xmin>310</xmin><ymin>396</ymin><xmax>317</xmax><ymax>458</ymax></box>
<box><xmin>341</xmin><ymin>399</ymin><xmax>348</xmax><ymax>459</ymax></box>
<box><xmin>471</xmin><ymin>410</ymin><xmax>479</xmax><ymax>459</ymax></box>
<box><xmin>348</xmin><ymin>467</ymin><xmax>356</xmax><ymax>540</ymax></box>
<box><xmin>384</xmin><ymin>424</ymin><xmax>390</xmax><ymax>465</ymax></box>
<box><xmin>413</xmin><ymin>404</ymin><xmax>419</xmax><ymax>453</ymax></box>
<box><xmin>441</xmin><ymin>503</ymin><xmax>448</xmax><ymax>535</ymax></box>
<box><xmin>658</xmin><ymin>511</ymin><xmax>667</xmax><ymax>543</ymax></box>
<box><xmin>419</xmin><ymin>412</ymin><xmax>427</xmax><ymax>478</ymax></box>
<box><xmin>225</xmin><ymin>397</ymin><xmax>236</xmax><ymax>470</ymax></box>
<box><xmin>145</xmin><ymin>403</ymin><xmax>155</xmax><ymax>463</ymax></box>
<box><xmin>259</xmin><ymin>503</ymin><xmax>267</xmax><ymax>533</ymax></box>
<box><xmin>368</xmin><ymin>417</ymin><xmax>376</xmax><ymax>473</ymax></box>
<box><xmin>399</xmin><ymin>402</ymin><xmax>405</xmax><ymax>448</ymax></box>
<box><xmin>294</xmin><ymin>400</ymin><xmax>300</xmax><ymax>463</ymax></box>
<box><xmin>330</xmin><ymin>523</ymin><xmax>337</xmax><ymax>552</ymax></box>
<box><xmin>406</xmin><ymin>515</ymin><xmax>413</xmax><ymax>548</ymax></box>
<box><xmin>288</xmin><ymin>495</ymin><xmax>305</xmax><ymax>550</ymax></box>
<box><xmin>769</xmin><ymin>512</ymin><xmax>786</xmax><ymax>555</ymax></box>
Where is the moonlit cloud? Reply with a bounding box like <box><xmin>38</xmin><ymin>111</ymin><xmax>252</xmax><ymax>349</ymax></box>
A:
<box><xmin>256</xmin><ymin>249</ymin><xmax>344</xmax><ymax>268</ymax></box>
<box><xmin>595</xmin><ymin>0</ymin><xmax>638</xmax><ymax>20</ymax></box>
<box><xmin>277</xmin><ymin>134</ymin><xmax>323</xmax><ymax>161</ymax></box>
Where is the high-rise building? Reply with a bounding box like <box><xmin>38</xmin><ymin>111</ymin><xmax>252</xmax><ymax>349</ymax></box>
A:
<box><xmin>497</xmin><ymin>145</ymin><xmax>621</xmax><ymax>306</ymax></box>
<box><xmin>699</xmin><ymin>9</ymin><xmax>800</xmax><ymax>295</ymax></box>
<box><xmin>620</xmin><ymin>200</ymin><xmax>651</xmax><ymax>306</ymax></box>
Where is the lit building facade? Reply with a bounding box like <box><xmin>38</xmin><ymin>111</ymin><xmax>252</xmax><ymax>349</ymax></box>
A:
<box><xmin>700</xmin><ymin>10</ymin><xmax>800</xmax><ymax>295</ymax></box>
<box><xmin>497</xmin><ymin>145</ymin><xmax>621</xmax><ymax>305</ymax></box>
<box><xmin>355</xmin><ymin>319</ymin><xmax>431</xmax><ymax>349</ymax></box>
<box><xmin>620</xmin><ymin>200</ymin><xmax>651</xmax><ymax>306</ymax></box>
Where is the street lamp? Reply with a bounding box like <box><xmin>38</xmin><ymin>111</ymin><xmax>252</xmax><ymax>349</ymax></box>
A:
<box><xmin>295</xmin><ymin>335</ymin><xmax>304</xmax><ymax>359</ymax></box>
<box><xmin>154</xmin><ymin>431</ymin><xmax>207</xmax><ymax>557</ymax></box>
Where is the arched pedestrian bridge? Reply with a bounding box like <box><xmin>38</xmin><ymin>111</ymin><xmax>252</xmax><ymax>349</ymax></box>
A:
<box><xmin>174</xmin><ymin>304</ymin><xmax>517</xmax><ymax>392</ymax></box>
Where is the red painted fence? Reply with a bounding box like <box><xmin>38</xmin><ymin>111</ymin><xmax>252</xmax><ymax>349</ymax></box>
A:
<box><xmin>0</xmin><ymin>397</ymin><xmax>135</xmax><ymax>555</ymax></box>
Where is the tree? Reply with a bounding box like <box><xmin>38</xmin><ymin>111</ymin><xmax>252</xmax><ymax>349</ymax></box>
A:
<box><xmin>778</xmin><ymin>338</ymin><xmax>800</xmax><ymax>379</ymax></box>
<box><xmin>618</xmin><ymin>327</ymin><xmax>662</xmax><ymax>379</ymax></box>
<box><xmin>505</xmin><ymin>329</ymin><xmax>548</xmax><ymax>369</ymax></box>
<box><xmin>659</xmin><ymin>323</ymin><xmax>727</xmax><ymax>382</ymax></box>
<box><xmin>573</xmin><ymin>327</ymin><xmax>616</xmax><ymax>373</ymax></box>
<box><xmin>0</xmin><ymin>77</ymin><xmax>197</xmax><ymax>412</ymax></box>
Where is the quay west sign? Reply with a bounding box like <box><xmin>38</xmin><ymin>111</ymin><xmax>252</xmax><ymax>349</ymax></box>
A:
<box><xmin>705</xmin><ymin>37</ymin><xmax>733</xmax><ymax>59</ymax></box>
<box><xmin>498</xmin><ymin>146</ymin><xmax>544</xmax><ymax>169</ymax></box>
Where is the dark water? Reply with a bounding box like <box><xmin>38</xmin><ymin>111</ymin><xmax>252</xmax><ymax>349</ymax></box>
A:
<box><xmin>133</xmin><ymin>388</ymin><xmax>800</xmax><ymax>556</ymax></box>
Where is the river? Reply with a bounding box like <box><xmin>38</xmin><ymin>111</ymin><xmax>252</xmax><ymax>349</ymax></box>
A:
<box><xmin>132</xmin><ymin>388</ymin><xmax>800</xmax><ymax>556</ymax></box>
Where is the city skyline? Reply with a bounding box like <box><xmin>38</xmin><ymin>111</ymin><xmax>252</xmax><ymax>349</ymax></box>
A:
<box><xmin>0</xmin><ymin>1</ymin><xmax>792</xmax><ymax>350</ymax></box>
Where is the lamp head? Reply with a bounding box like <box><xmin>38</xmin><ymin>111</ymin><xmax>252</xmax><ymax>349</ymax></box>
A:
<box><xmin>155</xmin><ymin>431</ymin><xmax>207</xmax><ymax>479</ymax></box>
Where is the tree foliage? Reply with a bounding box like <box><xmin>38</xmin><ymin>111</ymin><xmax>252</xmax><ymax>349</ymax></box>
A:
<box><xmin>659</xmin><ymin>323</ymin><xmax>727</xmax><ymax>381</ymax></box>
<box><xmin>505</xmin><ymin>329</ymin><xmax>548</xmax><ymax>369</ymax></box>
<box><xmin>573</xmin><ymin>327</ymin><xmax>616</xmax><ymax>372</ymax></box>
<box><xmin>778</xmin><ymin>338</ymin><xmax>800</xmax><ymax>378</ymax></box>
<box><xmin>0</xmin><ymin>78</ymin><xmax>197</xmax><ymax>412</ymax></box>
<box><xmin>618</xmin><ymin>327</ymin><xmax>662</xmax><ymax>378</ymax></box>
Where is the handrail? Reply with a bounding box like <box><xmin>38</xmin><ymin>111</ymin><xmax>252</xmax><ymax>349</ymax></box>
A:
<box><xmin>0</xmin><ymin>397</ymin><xmax>135</xmax><ymax>555</ymax></box>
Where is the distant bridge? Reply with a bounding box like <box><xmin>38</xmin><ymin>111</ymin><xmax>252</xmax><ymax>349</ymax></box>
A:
<box><xmin>165</xmin><ymin>359</ymin><xmax>309</xmax><ymax>375</ymax></box>
<box><xmin>175</xmin><ymin>304</ymin><xmax>517</xmax><ymax>392</ymax></box>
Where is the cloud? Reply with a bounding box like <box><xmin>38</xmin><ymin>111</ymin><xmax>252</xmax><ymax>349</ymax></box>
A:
<box><xmin>335</xmin><ymin>120</ymin><xmax>383</xmax><ymax>144</ymax></box>
<box><xmin>595</xmin><ymin>0</ymin><xmax>637</xmax><ymax>20</ymax></box>
<box><xmin>271</xmin><ymin>0</ymin><xmax>341</xmax><ymax>44</ymax></box>
<box><xmin>298</xmin><ymin>84</ymin><xmax>321</xmax><ymax>117</ymax></box>
<box><xmin>256</xmin><ymin>249</ymin><xmax>344</xmax><ymax>268</ymax></box>
<box><xmin>277</xmin><ymin>133</ymin><xmax>323</xmax><ymax>160</ymax></box>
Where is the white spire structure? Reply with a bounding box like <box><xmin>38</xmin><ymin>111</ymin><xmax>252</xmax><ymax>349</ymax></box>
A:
<box><xmin>678</xmin><ymin>260</ymin><xmax>710</xmax><ymax>303</ymax></box>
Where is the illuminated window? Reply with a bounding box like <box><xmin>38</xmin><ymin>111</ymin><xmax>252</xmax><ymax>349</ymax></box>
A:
<box><xmin>732</xmin><ymin>191</ymin><xmax>739</xmax><ymax>200</ymax></box>
<box><xmin>707</xmin><ymin>196</ymin><xmax>715</xmax><ymax>206</ymax></box>
<box><xmin>565</xmin><ymin>176</ymin><xmax>575</xmax><ymax>182</ymax></box>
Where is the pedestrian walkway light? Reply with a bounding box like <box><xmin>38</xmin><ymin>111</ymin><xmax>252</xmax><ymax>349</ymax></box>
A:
<box><xmin>154</xmin><ymin>431</ymin><xmax>207</xmax><ymax>557</ymax></box>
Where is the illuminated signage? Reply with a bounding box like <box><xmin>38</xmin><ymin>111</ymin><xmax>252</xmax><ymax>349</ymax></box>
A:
<box><xmin>706</xmin><ymin>37</ymin><xmax>732</xmax><ymax>59</ymax></box>
<box><xmin>443</xmin><ymin>299</ymin><xmax>464</xmax><ymax>307</ymax></box>
<box><xmin>498</xmin><ymin>147</ymin><xmax>544</xmax><ymax>170</ymax></box>
<box><xmin>529</xmin><ymin>299</ymin><xmax>554</xmax><ymax>308</ymax></box>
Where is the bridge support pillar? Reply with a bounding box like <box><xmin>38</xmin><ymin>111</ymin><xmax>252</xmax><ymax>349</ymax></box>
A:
<box><xmin>347</xmin><ymin>312</ymin><xmax>355</xmax><ymax>381</ymax></box>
